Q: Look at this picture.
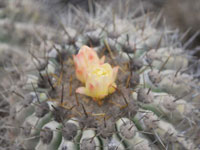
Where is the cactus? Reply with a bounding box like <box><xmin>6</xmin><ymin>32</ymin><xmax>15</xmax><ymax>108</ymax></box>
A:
<box><xmin>1</xmin><ymin>0</ymin><xmax>200</xmax><ymax>150</ymax></box>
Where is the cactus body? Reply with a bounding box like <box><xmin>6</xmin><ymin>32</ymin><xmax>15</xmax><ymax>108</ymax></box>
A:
<box><xmin>1</xmin><ymin>0</ymin><xmax>200</xmax><ymax>150</ymax></box>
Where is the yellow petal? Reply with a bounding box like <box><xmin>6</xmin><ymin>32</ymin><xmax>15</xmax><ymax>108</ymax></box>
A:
<box><xmin>74</xmin><ymin>46</ymin><xmax>119</xmax><ymax>102</ymax></box>
<box><xmin>108</xmin><ymin>83</ymin><xmax>117</xmax><ymax>94</ymax></box>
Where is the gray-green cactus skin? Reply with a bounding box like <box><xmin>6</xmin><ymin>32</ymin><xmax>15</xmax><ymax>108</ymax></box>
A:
<box><xmin>2</xmin><ymin>0</ymin><xmax>200</xmax><ymax>150</ymax></box>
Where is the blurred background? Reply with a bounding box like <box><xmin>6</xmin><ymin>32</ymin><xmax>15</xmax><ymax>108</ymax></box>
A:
<box><xmin>1</xmin><ymin>0</ymin><xmax>200</xmax><ymax>56</ymax></box>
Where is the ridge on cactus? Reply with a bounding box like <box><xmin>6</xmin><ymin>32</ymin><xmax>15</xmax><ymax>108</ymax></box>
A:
<box><xmin>73</xmin><ymin>45</ymin><xmax>118</xmax><ymax>104</ymax></box>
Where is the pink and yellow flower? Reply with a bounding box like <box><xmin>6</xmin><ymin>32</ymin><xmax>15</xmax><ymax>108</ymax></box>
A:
<box><xmin>73</xmin><ymin>45</ymin><xmax>105</xmax><ymax>83</ymax></box>
<box><xmin>73</xmin><ymin>45</ymin><xmax>119</xmax><ymax>105</ymax></box>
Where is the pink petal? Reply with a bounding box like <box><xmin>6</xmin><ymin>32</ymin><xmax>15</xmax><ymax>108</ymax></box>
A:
<box><xmin>79</xmin><ymin>45</ymin><xmax>88</xmax><ymax>53</ymax></box>
<box><xmin>100</xmin><ymin>56</ymin><xmax>105</xmax><ymax>64</ymax></box>
<box><xmin>73</xmin><ymin>55</ymin><xmax>77</xmax><ymax>64</ymax></box>
<box><xmin>76</xmin><ymin>69</ymin><xmax>83</xmax><ymax>75</ymax></box>
<box><xmin>73</xmin><ymin>55</ymin><xmax>76</xmax><ymax>60</ymax></box>
<box><xmin>89</xmin><ymin>83</ymin><xmax>95</xmax><ymax>91</ymax></box>
<box><xmin>89</xmin><ymin>53</ymin><xmax>94</xmax><ymax>60</ymax></box>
